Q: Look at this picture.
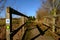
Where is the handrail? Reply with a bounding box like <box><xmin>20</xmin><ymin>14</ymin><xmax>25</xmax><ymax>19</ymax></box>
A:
<box><xmin>10</xmin><ymin>22</ymin><xmax>27</xmax><ymax>37</ymax></box>
<box><xmin>6</xmin><ymin>7</ymin><xmax>30</xmax><ymax>40</ymax></box>
<box><xmin>8</xmin><ymin>7</ymin><xmax>30</xmax><ymax>18</ymax></box>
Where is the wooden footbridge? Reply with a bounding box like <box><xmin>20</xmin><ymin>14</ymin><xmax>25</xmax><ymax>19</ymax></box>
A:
<box><xmin>6</xmin><ymin>7</ymin><xmax>60</xmax><ymax>40</ymax></box>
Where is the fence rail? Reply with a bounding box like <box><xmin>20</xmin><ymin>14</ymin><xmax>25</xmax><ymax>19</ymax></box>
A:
<box><xmin>6</xmin><ymin>7</ymin><xmax>30</xmax><ymax>40</ymax></box>
<box><xmin>6</xmin><ymin>7</ymin><xmax>60</xmax><ymax>40</ymax></box>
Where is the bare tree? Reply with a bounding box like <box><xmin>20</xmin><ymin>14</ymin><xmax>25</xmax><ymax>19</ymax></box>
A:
<box><xmin>40</xmin><ymin>0</ymin><xmax>60</xmax><ymax>34</ymax></box>
<box><xmin>41</xmin><ymin>0</ymin><xmax>60</xmax><ymax>13</ymax></box>
<box><xmin>0</xmin><ymin>0</ymin><xmax>6</xmax><ymax>13</ymax></box>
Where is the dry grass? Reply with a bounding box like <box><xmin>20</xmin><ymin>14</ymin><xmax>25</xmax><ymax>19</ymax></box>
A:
<box><xmin>0</xmin><ymin>18</ymin><xmax>21</xmax><ymax>40</ymax></box>
<box><xmin>0</xmin><ymin>18</ymin><xmax>6</xmax><ymax>40</ymax></box>
<box><xmin>0</xmin><ymin>18</ymin><xmax>60</xmax><ymax>40</ymax></box>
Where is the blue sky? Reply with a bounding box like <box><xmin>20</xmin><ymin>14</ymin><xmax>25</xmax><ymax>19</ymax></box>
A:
<box><xmin>0</xmin><ymin>0</ymin><xmax>42</xmax><ymax>18</ymax></box>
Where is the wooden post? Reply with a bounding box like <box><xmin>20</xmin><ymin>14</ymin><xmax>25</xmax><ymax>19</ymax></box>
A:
<box><xmin>21</xmin><ymin>16</ymin><xmax>25</xmax><ymax>40</ymax></box>
<box><xmin>6</xmin><ymin>7</ymin><xmax>10</xmax><ymax>40</ymax></box>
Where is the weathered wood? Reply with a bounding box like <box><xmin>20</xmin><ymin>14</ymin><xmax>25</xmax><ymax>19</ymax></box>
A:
<box><xmin>6</xmin><ymin>7</ymin><xmax>29</xmax><ymax>40</ymax></box>
<box><xmin>6</xmin><ymin>7</ymin><xmax>10</xmax><ymax>40</ymax></box>
<box><xmin>8</xmin><ymin>7</ymin><xmax>29</xmax><ymax>18</ymax></box>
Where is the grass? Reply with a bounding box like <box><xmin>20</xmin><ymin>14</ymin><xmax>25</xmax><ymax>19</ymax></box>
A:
<box><xmin>0</xmin><ymin>18</ymin><xmax>21</xmax><ymax>40</ymax></box>
<box><xmin>0</xmin><ymin>18</ymin><xmax>59</xmax><ymax>40</ymax></box>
